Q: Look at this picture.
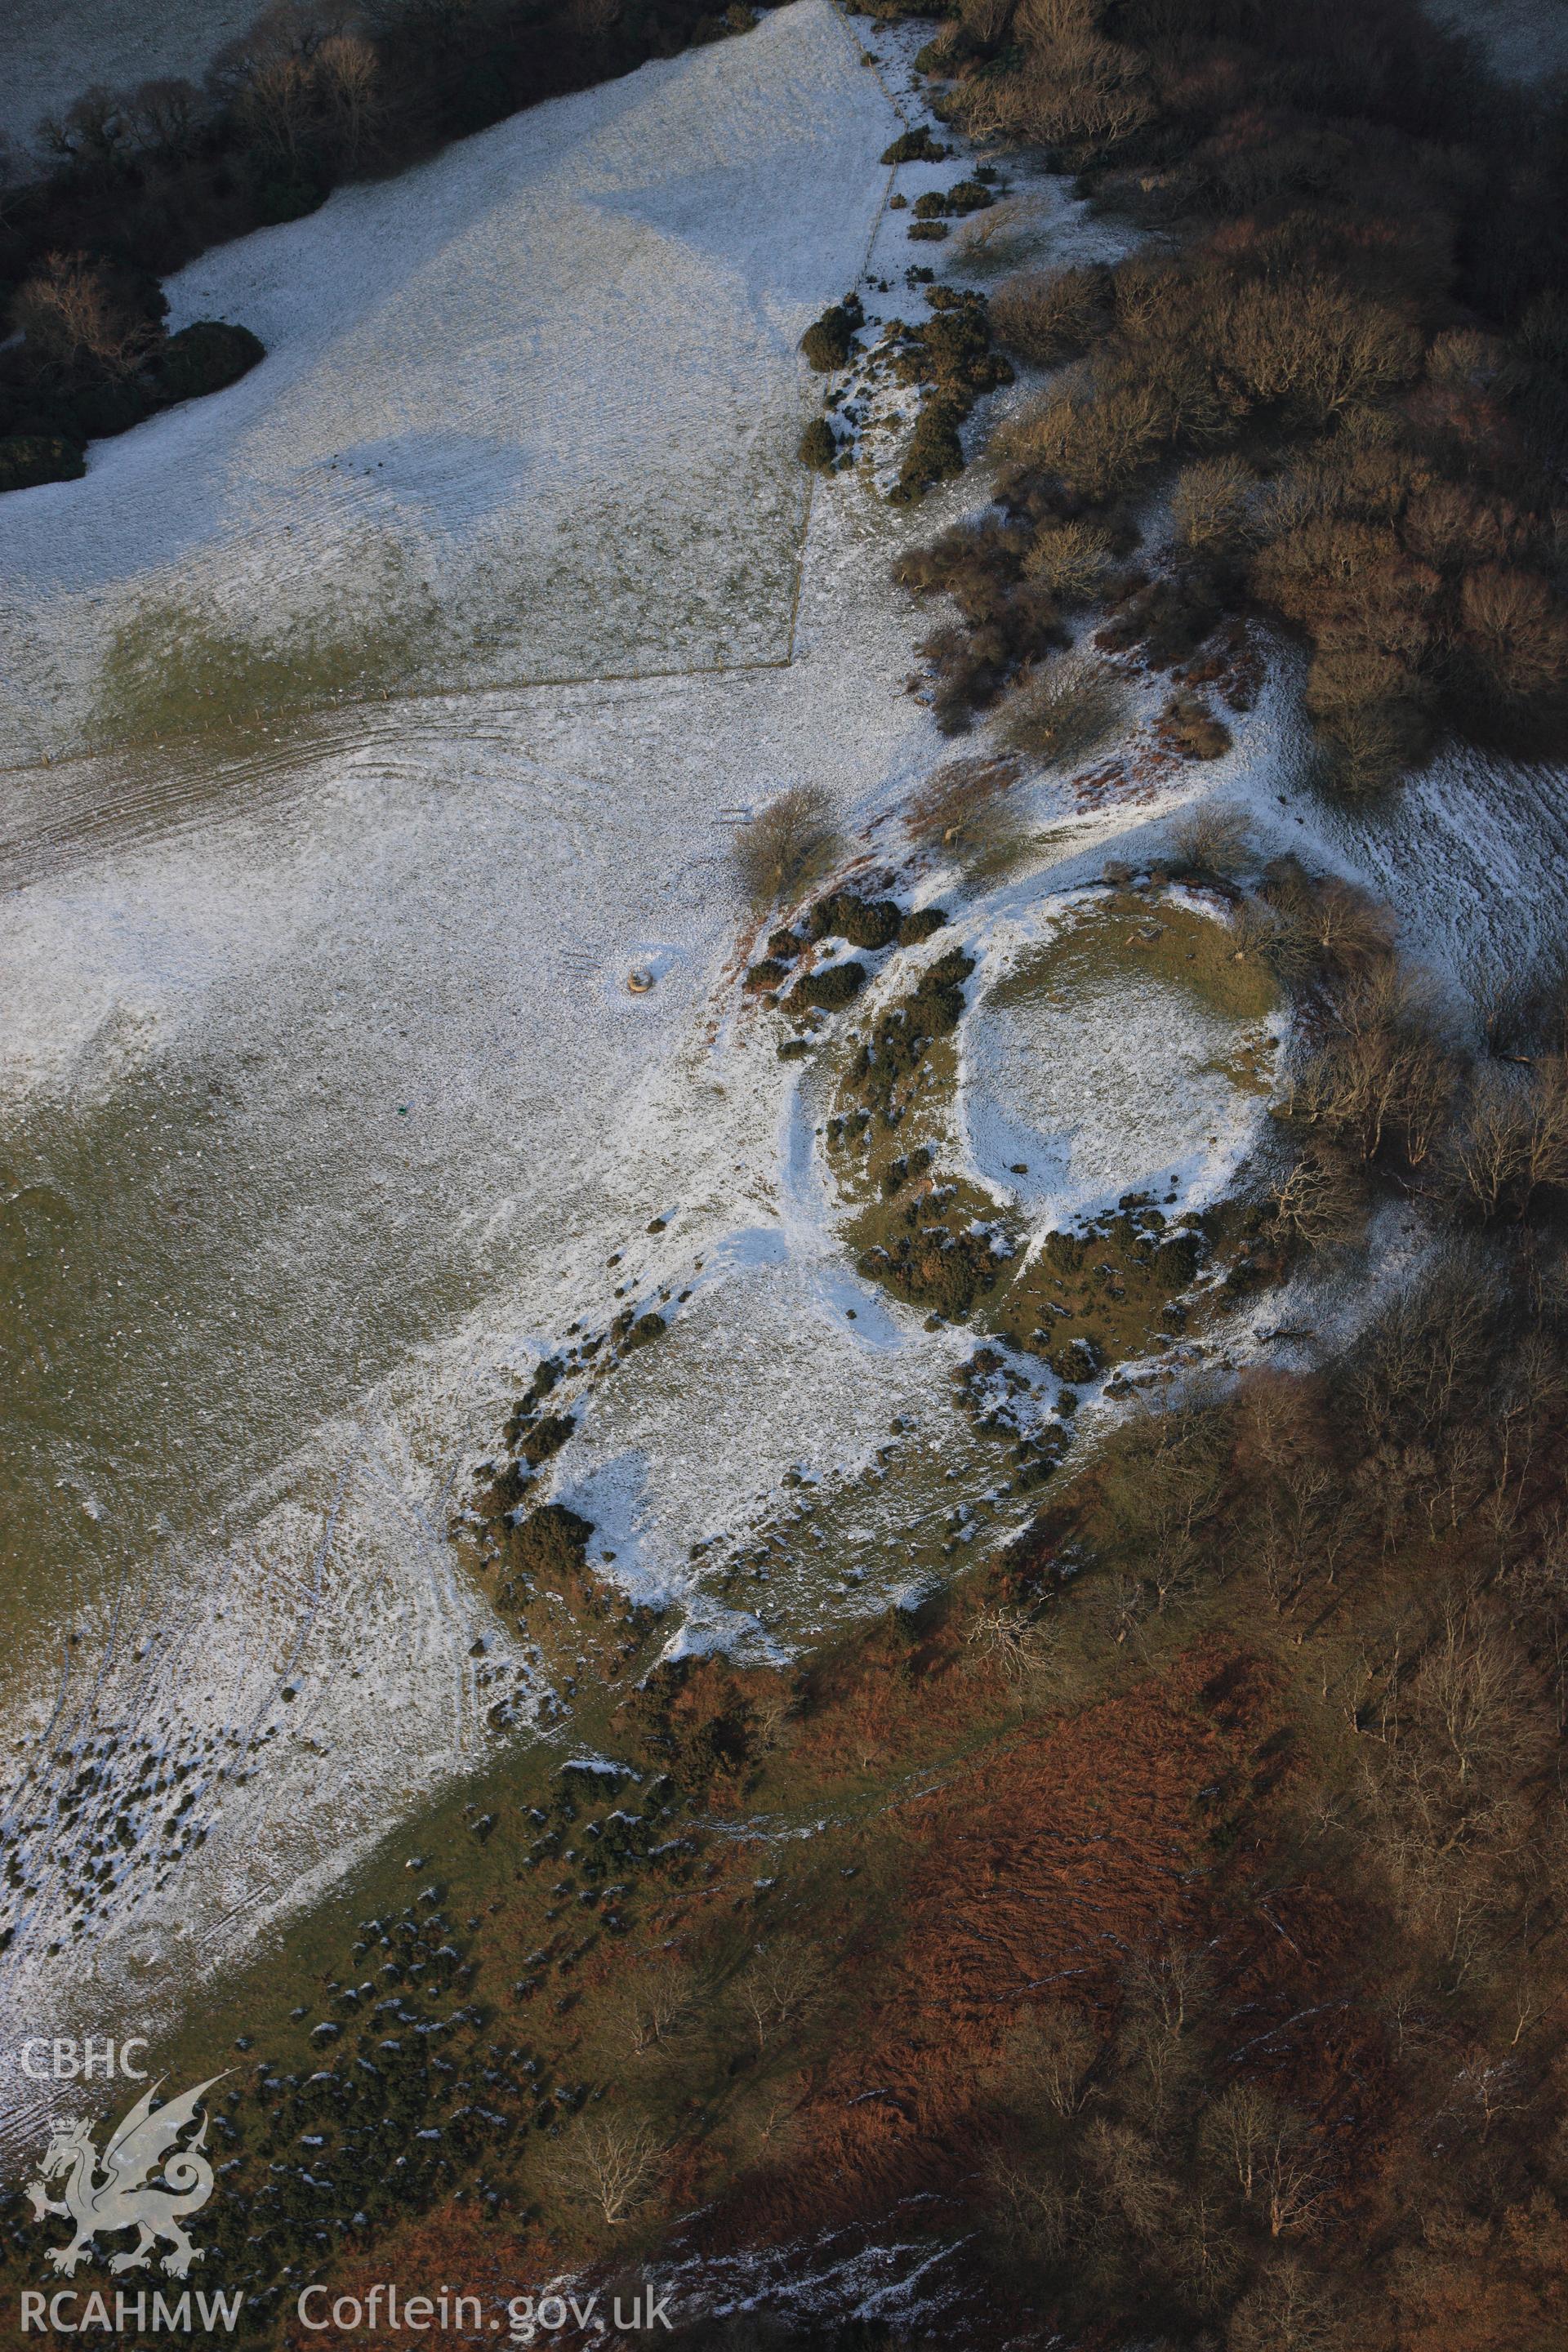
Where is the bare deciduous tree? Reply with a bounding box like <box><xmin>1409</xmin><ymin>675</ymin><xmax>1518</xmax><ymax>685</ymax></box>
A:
<box><xmin>990</xmin><ymin>261</ymin><xmax>1111</xmax><ymax>365</ymax></box>
<box><xmin>965</xmin><ymin>1602</ymin><xmax>1065</xmax><ymax>1698</ymax></box>
<box><xmin>1350</xmin><ymin>1245</ymin><xmax>1495</xmax><ymax>1459</ymax></box>
<box><xmin>1227</xmin><ymin>2256</ymin><xmax>1343</xmax><ymax>2352</ymax></box>
<box><xmin>618</xmin><ymin>1958</ymin><xmax>704</xmax><ymax>2057</ymax></box>
<box><xmin>958</xmin><ymin>22</ymin><xmax>1154</xmax><ymax>150</ymax></box>
<box><xmin>317</xmin><ymin>32</ymin><xmax>381</xmax><ymax>165</ymax></box>
<box><xmin>1118</xmin><ymin>1944</ymin><xmax>1212</xmax><ymax>2123</ymax></box>
<box><xmin>1171</xmin><ymin>795</ymin><xmax>1252</xmax><ymax>877</ymax></box>
<box><xmin>1097</xmin><ymin>1394</ymin><xmax>1228</xmax><ymax>1615</ymax></box>
<box><xmin>1022</xmin><ymin>517</ymin><xmax>1114</xmax><ymax>601</ymax></box>
<box><xmin>735</xmin><ymin>1936</ymin><xmax>826</xmax><ymax>2052</ymax></box>
<box><xmin>906</xmin><ymin>753</ymin><xmax>1021</xmax><ymax>853</ymax></box>
<box><xmin>232</xmin><ymin>50</ymin><xmax>310</xmax><ymax>158</ymax></box>
<box><xmin>1204</xmin><ymin>2083</ymin><xmax>1328</xmax><ymax>2237</ymax></box>
<box><xmin>11</xmin><ymin>252</ymin><xmax>158</xmax><ymax>381</ymax></box>
<box><xmin>1410</xmin><ymin>1605</ymin><xmax>1530</xmax><ymax>1787</ymax></box>
<box><xmin>557</xmin><ymin>2111</ymin><xmax>666</xmax><ymax>2227</ymax></box>
<box><xmin>1446</xmin><ymin>1056</ymin><xmax>1568</xmax><ymax>1222</ymax></box>
<box><xmin>1171</xmin><ymin>454</ymin><xmax>1256</xmax><ymax>555</ymax></box>
<box><xmin>1170</xmin><ymin>2190</ymin><xmax>1245</xmax><ymax>2316</ymax></box>
<box><xmin>37</xmin><ymin>86</ymin><xmax>127</xmax><ymax>167</ymax></box>
<box><xmin>1266</xmin><ymin>1151</ymin><xmax>1365</xmax><ymax>1253</ymax></box>
<box><xmin>1263</xmin><ymin>871</ymin><xmax>1395</xmax><ymax>982</ymax></box>
<box><xmin>983</xmin><ymin>2149</ymin><xmax>1076</xmax><ymax>2261</ymax></box>
<box><xmin>1227</xmin><ymin>278</ymin><xmax>1420</xmax><ymax>421</ymax></box>
<box><xmin>1278</xmin><ymin>960</ymin><xmax>1457</xmax><ymax>1168</ymax></box>
<box><xmin>1444</xmin><ymin>2044</ymin><xmax>1526</xmax><ymax>2139</ymax></box>
<box><xmin>731</xmin><ymin>786</ymin><xmax>842</xmax><ymax>911</ymax></box>
<box><xmin>1083</xmin><ymin>2116</ymin><xmax>1172</xmax><ymax>2239</ymax></box>
<box><xmin>995</xmin><ymin>657</ymin><xmax>1128</xmax><ymax>769</ymax></box>
<box><xmin>127</xmin><ymin>77</ymin><xmax>203</xmax><ymax>156</ymax></box>
<box><xmin>994</xmin><ymin>2003</ymin><xmax>1098</xmax><ymax>2118</ymax></box>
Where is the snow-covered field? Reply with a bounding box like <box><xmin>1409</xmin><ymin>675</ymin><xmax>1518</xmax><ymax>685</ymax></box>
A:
<box><xmin>1425</xmin><ymin>0</ymin><xmax>1568</xmax><ymax>82</ymax></box>
<box><xmin>0</xmin><ymin>0</ymin><xmax>917</xmax><ymax>2145</ymax></box>
<box><xmin>2</xmin><ymin>0</ymin><xmax>1564</xmax><ymax>2164</ymax></box>
<box><xmin>0</xmin><ymin>0</ymin><xmax>256</xmax><ymax>156</ymax></box>
<box><xmin>960</xmin><ymin>907</ymin><xmax>1270</xmax><ymax>1216</ymax></box>
<box><xmin>0</xmin><ymin>4</ymin><xmax>893</xmax><ymax>767</ymax></box>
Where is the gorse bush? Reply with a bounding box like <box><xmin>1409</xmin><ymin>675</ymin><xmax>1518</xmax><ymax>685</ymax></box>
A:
<box><xmin>797</xmin><ymin>416</ymin><xmax>840</xmax><ymax>473</ymax></box>
<box><xmin>892</xmin><ymin>394</ymin><xmax>968</xmax><ymax>502</ymax></box>
<box><xmin>881</xmin><ymin>126</ymin><xmax>952</xmax><ymax>165</ymax></box>
<box><xmin>800</xmin><ymin>295</ymin><xmax>864</xmax><ymax>373</ymax></box>
<box><xmin>878</xmin><ymin>289</ymin><xmax>1013</xmax><ymax>508</ymax></box>
<box><xmin>893</xmin><ymin>0</ymin><xmax>1568</xmax><ymax>772</ymax></box>
<box><xmin>0</xmin><ymin>434</ymin><xmax>87</xmax><ymax>492</ymax></box>
<box><xmin>158</xmin><ymin>319</ymin><xmax>265</xmax><ymax>402</ymax></box>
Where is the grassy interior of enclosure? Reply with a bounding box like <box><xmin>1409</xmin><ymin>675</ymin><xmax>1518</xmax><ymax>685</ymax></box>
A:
<box><xmin>824</xmin><ymin>889</ymin><xmax>1285</xmax><ymax>1374</ymax></box>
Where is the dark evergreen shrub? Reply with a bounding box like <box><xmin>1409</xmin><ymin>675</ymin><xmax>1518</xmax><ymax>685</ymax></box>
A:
<box><xmin>255</xmin><ymin>176</ymin><xmax>327</xmax><ymax>225</ymax></box>
<box><xmin>795</xmin><ymin>961</ymin><xmax>868</xmax><ymax>1011</ymax></box>
<box><xmin>159</xmin><ymin>321</ymin><xmax>266</xmax><ymax>403</ymax></box>
<box><xmin>509</xmin><ymin>1504</ymin><xmax>595</xmax><ymax>1584</ymax></box>
<box><xmin>808</xmin><ymin>892</ymin><xmax>902</xmax><ymax>950</ymax></box>
<box><xmin>51</xmin><ymin>379</ymin><xmax>152</xmax><ymax>439</ymax></box>
<box><xmin>800</xmin><ymin>296</ymin><xmax>864</xmax><ymax>372</ymax></box>
<box><xmin>881</xmin><ymin>127</ymin><xmax>952</xmax><ymax>165</ymax></box>
<box><xmin>0</xmin><ymin>434</ymin><xmax>86</xmax><ymax>492</ymax></box>
<box><xmin>798</xmin><ymin>416</ymin><xmax>840</xmax><ymax>470</ymax></box>
<box><xmin>890</xmin><ymin>394</ymin><xmax>966</xmax><ymax>502</ymax></box>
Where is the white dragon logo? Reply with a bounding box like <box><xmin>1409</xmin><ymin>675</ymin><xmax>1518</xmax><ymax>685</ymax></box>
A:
<box><xmin>24</xmin><ymin>2075</ymin><xmax>228</xmax><ymax>2278</ymax></box>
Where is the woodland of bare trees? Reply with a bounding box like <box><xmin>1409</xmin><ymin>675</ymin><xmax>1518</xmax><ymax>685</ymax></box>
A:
<box><xmin>895</xmin><ymin>0</ymin><xmax>1568</xmax><ymax>786</ymax></box>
